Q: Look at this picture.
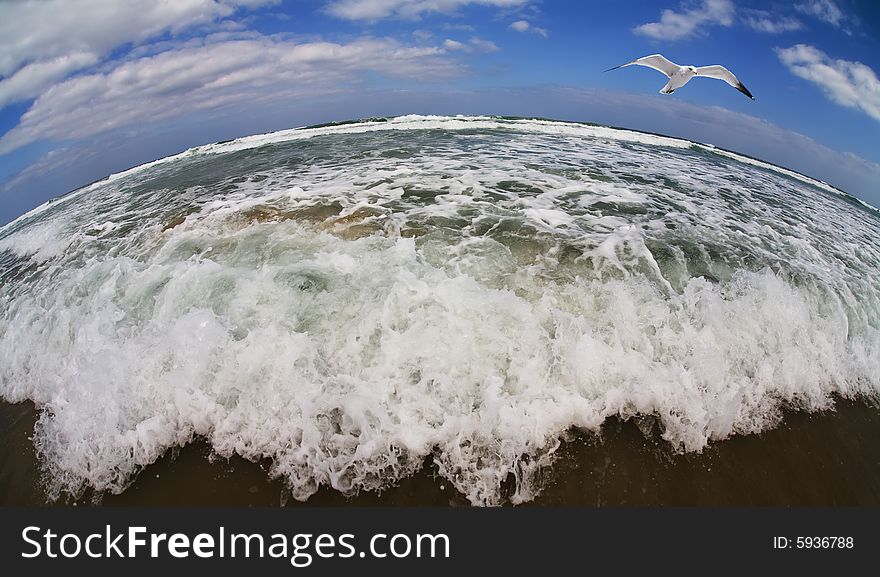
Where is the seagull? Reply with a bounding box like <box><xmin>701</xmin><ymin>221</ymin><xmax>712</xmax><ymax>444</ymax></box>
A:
<box><xmin>606</xmin><ymin>54</ymin><xmax>755</xmax><ymax>100</ymax></box>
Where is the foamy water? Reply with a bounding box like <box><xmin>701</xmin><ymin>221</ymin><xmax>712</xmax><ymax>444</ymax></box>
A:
<box><xmin>1</xmin><ymin>115</ymin><xmax>878</xmax><ymax>505</ymax></box>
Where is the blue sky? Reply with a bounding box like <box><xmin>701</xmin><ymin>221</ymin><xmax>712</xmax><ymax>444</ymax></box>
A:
<box><xmin>0</xmin><ymin>0</ymin><xmax>878</xmax><ymax>224</ymax></box>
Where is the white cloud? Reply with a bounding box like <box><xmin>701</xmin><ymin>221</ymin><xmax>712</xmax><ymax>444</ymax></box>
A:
<box><xmin>324</xmin><ymin>0</ymin><xmax>528</xmax><ymax>21</ymax></box>
<box><xmin>0</xmin><ymin>0</ymin><xmax>276</xmax><ymax>109</ymax></box>
<box><xmin>633</xmin><ymin>0</ymin><xmax>735</xmax><ymax>41</ymax></box>
<box><xmin>442</xmin><ymin>37</ymin><xmax>499</xmax><ymax>53</ymax></box>
<box><xmin>796</xmin><ymin>0</ymin><xmax>845</xmax><ymax>27</ymax></box>
<box><xmin>0</xmin><ymin>52</ymin><xmax>100</xmax><ymax>108</ymax></box>
<box><xmin>509</xmin><ymin>20</ymin><xmax>548</xmax><ymax>37</ymax></box>
<box><xmin>469</xmin><ymin>37</ymin><xmax>499</xmax><ymax>52</ymax></box>
<box><xmin>742</xmin><ymin>10</ymin><xmax>803</xmax><ymax>34</ymax></box>
<box><xmin>0</xmin><ymin>36</ymin><xmax>460</xmax><ymax>155</ymax></box>
<box><xmin>443</xmin><ymin>39</ymin><xmax>468</xmax><ymax>51</ymax></box>
<box><xmin>776</xmin><ymin>44</ymin><xmax>880</xmax><ymax>122</ymax></box>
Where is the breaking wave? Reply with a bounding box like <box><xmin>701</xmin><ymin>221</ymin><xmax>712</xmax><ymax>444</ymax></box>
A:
<box><xmin>1</xmin><ymin>115</ymin><xmax>878</xmax><ymax>505</ymax></box>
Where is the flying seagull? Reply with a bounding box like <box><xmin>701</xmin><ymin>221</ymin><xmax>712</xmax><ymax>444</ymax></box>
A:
<box><xmin>606</xmin><ymin>54</ymin><xmax>755</xmax><ymax>100</ymax></box>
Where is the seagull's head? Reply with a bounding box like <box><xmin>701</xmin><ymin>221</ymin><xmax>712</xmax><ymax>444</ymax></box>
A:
<box><xmin>687</xmin><ymin>65</ymin><xmax>697</xmax><ymax>74</ymax></box>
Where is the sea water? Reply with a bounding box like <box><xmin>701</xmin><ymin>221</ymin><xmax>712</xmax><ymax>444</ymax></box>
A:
<box><xmin>1</xmin><ymin>115</ymin><xmax>878</xmax><ymax>505</ymax></box>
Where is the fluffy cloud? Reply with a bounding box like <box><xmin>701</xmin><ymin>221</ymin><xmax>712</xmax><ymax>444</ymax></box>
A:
<box><xmin>469</xmin><ymin>37</ymin><xmax>500</xmax><ymax>52</ymax></box>
<box><xmin>795</xmin><ymin>0</ymin><xmax>845</xmax><ymax>27</ymax></box>
<box><xmin>443</xmin><ymin>39</ymin><xmax>468</xmax><ymax>51</ymax></box>
<box><xmin>742</xmin><ymin>10</ymin><xmax>803</xmax><ymax>33</ymax></box>
<box><xmin>0</xmin><ymin>36</ymin><xmax>460</xmax><ymax>155</ymax></box>
<box><xmin>0</xmin><ymin>53</ymin><xmax>101</xmax><ymax>108</ymax></box>
<box><xmin>777</xmin><ymin>44</ymin><xmax>880</xmax><ymax>121</ymax></box>
<box><xmin>0</xmin><ymin>0</ymin><xmax>276</xmax><ymax>108</ymax></box>
<box><xmin>633</xmin><ymin>0</ymin><xmax>735</xmax><ymax>41</ymax></box>
<box><xmin>509</xmin><ymin>20</ymin><xmax>548</xmax><ymax>37</ymax></box>
<box><xmin>325</xmin><ymin>0</ymin><xmax>527</xmax><ymax>21</ymax></box>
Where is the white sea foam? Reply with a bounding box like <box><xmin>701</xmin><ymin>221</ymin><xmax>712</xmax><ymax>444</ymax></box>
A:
<box><xmin>0</xmin><ymin>218</ymin><xmax>70</xmax><ymax>262</ymax></box>
<box><xmin>1</xmin><ymin>116</ymin><xmax>878</xmax><ymax>505</ymax></box>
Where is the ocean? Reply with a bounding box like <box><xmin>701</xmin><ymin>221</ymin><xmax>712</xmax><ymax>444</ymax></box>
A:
<box><xmin>1</xmin><ymin>115</ymin><xmax>878</xmax><ymax>506</ymax></box>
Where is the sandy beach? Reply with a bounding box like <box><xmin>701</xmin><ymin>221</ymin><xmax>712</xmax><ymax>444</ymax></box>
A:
<box><xmin>3</xmin><ymin>397</ymin><xmax>878</xmax><ymax>506</ymax></box>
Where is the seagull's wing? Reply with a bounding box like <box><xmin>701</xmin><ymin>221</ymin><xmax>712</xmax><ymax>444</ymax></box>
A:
<box><xmin>694</xmin><ymin>65</ymin><xmax>755</xmax><ymax>100</ymax></box>
<box><xmin>606</xmin><ymin>54</ymin><xmax>680</xmax><ymax>77</ymax></box>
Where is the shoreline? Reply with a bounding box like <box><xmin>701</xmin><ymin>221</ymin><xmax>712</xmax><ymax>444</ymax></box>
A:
<box><xmin>3</xmin><ymin>396</ymin><xmax>879</xmax><ymax>506</ymax></box>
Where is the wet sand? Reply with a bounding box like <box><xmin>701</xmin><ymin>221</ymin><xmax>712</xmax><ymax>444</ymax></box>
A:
<box><xmin>2</xmin><ymin>398</ymin><xmax>879</xmax><ymax>506</ymax></box>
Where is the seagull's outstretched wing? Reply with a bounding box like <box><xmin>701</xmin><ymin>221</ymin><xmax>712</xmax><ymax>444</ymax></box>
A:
<box><xmin>694</xmin><ymin>65</ymin><xmax>755</xmax><ymax>100</ymax></box>
<box><xmin>606</xmin><ymin>54</ymin><xmax>679</xmax><ymax>77</ymax></box>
